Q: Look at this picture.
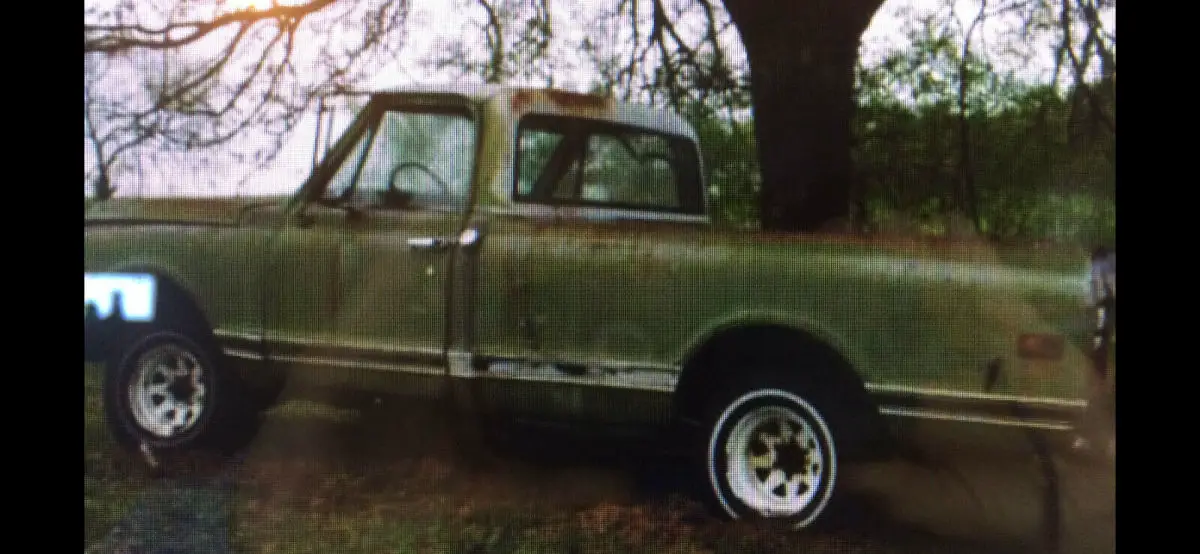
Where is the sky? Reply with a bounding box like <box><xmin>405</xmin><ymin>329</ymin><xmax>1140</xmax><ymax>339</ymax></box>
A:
<box><xmin>84</xmin><ymin>0</ymin><xmax>1114</xmax><ymax>198</ymax></box>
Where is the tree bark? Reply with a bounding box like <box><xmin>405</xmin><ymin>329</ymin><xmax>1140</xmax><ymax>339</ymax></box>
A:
<box><xmin>94</xmin><ymin>173</ymin><xmax>115</xmax><ymax>200</ymax></box>
<box><xmin>723</xmin><ymin>0</ymin><xmax>883</xmax><ymax>232</ymax></box>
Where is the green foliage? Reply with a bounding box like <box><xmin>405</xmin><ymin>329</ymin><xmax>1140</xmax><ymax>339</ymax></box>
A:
<box><xmin>683</xmin><ymin>69</ymin><xmax>1114</xmax><ymax>246</ymax></box>
<box><xmin>664</xmin><ymin>0</ymin><xmax>1116</xmax><ymax>245</ymax></box>
<box><xmin>679</xmin><ymin>102</ymin><xmax>761</xmax><ymax>229</ymax></box>
<box><xmin>673</xmin><ymin>5</ymin><xmax>1115</xmax><ymax>246</ymax></box>
<box><xmin>854</xmin><ymin>66</ymin><xmax>1115</xmax><ymax>245</ymax></box>
<box><xmin>850</xmin><ymin>3</ymin><xmax>1114</xmax><ymax>246</ymax></box>
<box><xmin>667</xmin><ymin>1</ymin><xmax>1113</xmax><ymax>244</ymax></box>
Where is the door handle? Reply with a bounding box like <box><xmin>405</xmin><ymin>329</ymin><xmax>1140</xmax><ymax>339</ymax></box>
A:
<box><xmin>407</xmin><ymin>237</ymin><xmax>452</xmax><ymax>251</ymax></box>
<box><xmin>406</xmin><ymin>228</ymin><xmax>482</xmax><ymax>251</ymax></box>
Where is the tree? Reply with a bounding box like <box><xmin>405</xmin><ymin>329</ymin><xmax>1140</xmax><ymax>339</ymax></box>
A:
<box><xmin>84</xmin><ymin>0</ymin><xmax>412</xmax><ymax>198</ymax></box>
<box><xmin>84</xmin><ymin>0</ymin><xmax>885</xmax><ymax>231</ymax></box>
<box><xmin>425</xmin><ymin>0</ymin><xmax>554</xmax><ymax>85</ymax></box>
<box><xmin>720</xmin><ymin>0</ymin><xmax>885</xmax><ymax>232</ymax></box>
<box><xmin>852</xmin><ymin>0</ymin><xmax>1114</xmax><ymax>244</ymax></box>
<box><xmin>84</xmin><ymin>0</ymin><xmax>1113</xmax><ymax>236</ymax></box>
<box><xmin>571</xmin><ymin>0</ymin><xmax>886</xmax><ymax>231</ymax></box>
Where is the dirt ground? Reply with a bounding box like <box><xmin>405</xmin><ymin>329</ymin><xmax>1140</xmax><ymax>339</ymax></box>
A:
<box><xmin>85</xmin><ymin>394</ymin><xmax>1114</xmax><ymax>554</ymax></box>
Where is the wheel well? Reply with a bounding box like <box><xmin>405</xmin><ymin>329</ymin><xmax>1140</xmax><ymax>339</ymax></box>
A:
<box><xmin>673</xmin><ymin>325</ymin><xmax>891</xmax><ymax>458</ymax></box>
<box><xmin>87</xmin><ymin>270</ymin><xmax>218</xmax><ymax>370</ymax></box>
<box><xmin>107</xmin><ymin>272</ymin><xmax>215</xmax><ymax>345</ymax></box>
<box><xmin>145</xmin><ymin>274</ymin><xmax>213</xmax><ymax>336</ymax></box>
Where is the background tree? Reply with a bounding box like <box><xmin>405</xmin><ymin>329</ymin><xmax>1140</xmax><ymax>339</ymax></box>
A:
<box><xmin>84</xmin><ymin>0</ymin><xmax>413</xmax><ymax>198</ymax></box>
<box><xmin>84</xmin><ymin>0</ymin><xmax>1113</xmax><ymax>244</ymax></box>
<box><xmin>854</xmin><ymin>0</ymin><xmax>1114</xmax><ymax>244</ymax></box>
<box><xmin>720</xmin><ymin>0</ymin><xmax>885</xmax><ymax>232</ymax></box>
<box><xmin>425</xmin><ymin>0</ymin><xmax>554</xmax><ymax>85</ymax></box>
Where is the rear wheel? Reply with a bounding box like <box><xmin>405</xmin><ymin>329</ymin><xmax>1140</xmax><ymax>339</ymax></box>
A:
<box><xmin>703</xmin><ymin>372</ymin><xmax>842</xmax><ymax>529</ymax></box>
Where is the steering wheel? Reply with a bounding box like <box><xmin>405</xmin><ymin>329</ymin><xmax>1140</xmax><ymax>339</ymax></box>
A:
<box><xmin>388</xmin><ymin>161</ymin><xmax>449</xmax><ymax>197</ymax></box>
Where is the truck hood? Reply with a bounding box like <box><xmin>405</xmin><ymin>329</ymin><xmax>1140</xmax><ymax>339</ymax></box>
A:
<box><xmin>84</xmin><ymin>196</ymin><xmax>290</xmax><ymax>226</ymax></box>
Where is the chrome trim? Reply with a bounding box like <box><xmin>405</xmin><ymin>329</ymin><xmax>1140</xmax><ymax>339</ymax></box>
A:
<box><xmin>222</xmin><ymin>347</ymin><xmax>264</xmax><ymax>361</ymax></box>
<box><xmin>878</xmin><ymin>406</ymin><xmax>1075</xmax><ymax>431</ymax></box>
<box><xmin>407</xmin><ymin>237</ymin><xmax>452</xmax><ymax>250</ymax></box>
<box><xmin>273</xmin><ymin>354</ymin><xmax>443</xmax><ymax>376</ymax></box>
<box><xmin>864</xmin><ymin>383</ymin><xmax>1089</xmax><ymax>410</ymax></box>
<box><xmin>448</xmin><ymin>350</ymin><xmax>473</xmax><ymax>378</ymax></box>
<box><xmin>480</xmin><ymin>372</ymin><xmax>676</xmax><ymax>393</ymax></box>
<box><xmin>212</xmin><ymin>329</ymin><xmax>262</xmax><ymax>343</ymax></box>
<box><xmin>477</xmin><ymin>361</ymin><xmax>678</xmax><ymax>393</ymax></box>
<box><xmin>571</xmin><ymin>360</ymin><xmax>678</xmax><ymax>373</ymax></box>
<box><xmin>264</xmin><ymin>336</ymin><xmax>443</xmax><ymax>359</ymax></box>
<box><xmin>458</xmin><ymin>227</ymin><xmax>480</xmax><ymax>246</ymax></box>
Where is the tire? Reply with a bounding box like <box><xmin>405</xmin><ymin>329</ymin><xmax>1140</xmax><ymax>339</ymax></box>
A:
<box><xmin>245</xmin><ymin>379</ymin><xmax>287</xmax><ymax>413</ymax></box>
<box><xmin>703</xmin><ymin>372</ymin><xmax>843</xmax><ymax>529</ymax></box>
<box><xmin>103</xmin><ymin>324</ymin><xmax>261</xmax><ymax>462</ymax></box>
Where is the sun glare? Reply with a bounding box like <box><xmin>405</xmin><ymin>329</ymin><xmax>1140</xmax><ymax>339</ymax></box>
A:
<box><xmin>225</xmin><ymin>0</ymin><xmax>277</xmax><ymax>12</ymax></box>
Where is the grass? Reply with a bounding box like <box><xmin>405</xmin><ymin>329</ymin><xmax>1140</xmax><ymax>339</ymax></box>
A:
<box><xmin>84</xmin><ymin>364</ymin><xmax>150</xmax><ymax>546</ymax></box>
<box><xmin>83</xmin><ymin>363</ymin><xmax>723</xmax><ymax>553</ymax></box>
<box><xmin>85</xmin><ymin>361</ymin><xmax>1105</xmax><ymax>554</ymax></box>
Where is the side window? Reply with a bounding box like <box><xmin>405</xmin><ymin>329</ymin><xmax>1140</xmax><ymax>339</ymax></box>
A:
<box><xmin>517</xmin><ymin>129</ymin><xmax>565</xmax><ymax>197</ymax></box>
<box><xmin>323</xmin><ymin>109</ymin><xmax>477</xmax><ymax>209</ymax></box>
<box><xmin>324</xmin><ymin>128</ymin><xmax>374</xmax><ymax>202</ymax></box>
<box><xmin>514</xmin><ymin>115</ymin><xmax>697</xmax><ymax>213</ymax></box>
<box><xmin>580</xmin><ymin>133</ymin><xmax>680</xmax><ymax>209</ymax></box>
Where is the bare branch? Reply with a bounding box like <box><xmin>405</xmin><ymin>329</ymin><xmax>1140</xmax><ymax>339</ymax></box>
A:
<box><xmin>1059</xmin><ymin>0</ymin><xmax>1115</xmax><ymax>134</ymax></box>
<box><xmin>84</xmin><ymin>0</ymin><xmax>339</xmax><ymax>53</ymax></box>
<box><xmin>84</xmin><ymin>0</ymin><xmax>413</xmax><ymax>197</ymax></box>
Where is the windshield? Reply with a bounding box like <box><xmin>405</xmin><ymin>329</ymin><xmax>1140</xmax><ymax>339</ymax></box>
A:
<box><xmin>323</xmin><ymin>107</ymin><xmax>476</xmax><ymax>210</ymax></box>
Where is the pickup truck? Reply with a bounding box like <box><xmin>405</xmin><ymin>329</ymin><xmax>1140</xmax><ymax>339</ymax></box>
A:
<box><xmin>84</xmin><ymin>85</ymin><xmax>1114</xmax><ymax>529</ymax></box>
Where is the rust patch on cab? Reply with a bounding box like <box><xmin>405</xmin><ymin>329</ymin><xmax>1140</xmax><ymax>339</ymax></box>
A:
<box><xmin>510</xmin><ymin>88</ymin><xmax>612</xmax><ymax>113</ymax></box>
<box><xmin>511</xmin><ymin>89</ymin><xmax>533</xmax><ymax>112</ymax></box>
<box><xmin>544</xmin><ymin>88</ymin><xmax>611</xmax><ymax>109</ymax></box>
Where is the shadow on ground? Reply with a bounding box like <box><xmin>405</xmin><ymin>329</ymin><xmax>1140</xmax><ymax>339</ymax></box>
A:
<box><xmin>85</xmin><ymin>397</ymin><xmax>1114</xmax><ymax>554</ymax></box>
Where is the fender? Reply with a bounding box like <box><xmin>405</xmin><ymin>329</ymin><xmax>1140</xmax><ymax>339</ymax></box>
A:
<box><xmin>674</xmin><ymin>309</ymin><xmax>875</xmax><ymax>379</ymax></box>
<box><xmin>84</xmin><ymin>261</ymin><xmax>214</xmax><ymax>362</ymax></box>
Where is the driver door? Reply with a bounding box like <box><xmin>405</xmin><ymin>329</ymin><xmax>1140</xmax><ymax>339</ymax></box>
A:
<box><xmin>270</xmin><ymin>105</ymin><xmax>474</xmax><ymax>396</ymax></box>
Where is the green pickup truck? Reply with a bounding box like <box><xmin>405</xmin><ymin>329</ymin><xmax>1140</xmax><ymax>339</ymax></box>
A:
<box><xmin>84</xmin><ymin>85</ymin><xmax>1113</xmax><ymax>529</ymax></box>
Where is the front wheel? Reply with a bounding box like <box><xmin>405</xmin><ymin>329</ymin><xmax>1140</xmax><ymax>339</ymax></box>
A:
<box><xmin>103</xmin><ymin>327</ymin><xmax>260</xmax><ymax>463</ymax></box>
<box><xmin>705</xmin><ymin>378</ymin><xmax>840</xmax><ymax>529</ymax></box>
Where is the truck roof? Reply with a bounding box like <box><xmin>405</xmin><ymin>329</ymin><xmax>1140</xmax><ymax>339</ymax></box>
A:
<box><xmin>373</xmin><ymin>84</ymin><xmax>699</xmax><ymax>142</ymax></box>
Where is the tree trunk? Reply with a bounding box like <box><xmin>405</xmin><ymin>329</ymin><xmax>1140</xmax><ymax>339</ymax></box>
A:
<box><xmin>723</xmin><ymin>0</ymin><xmax>883</xmax><ymax>232</ymax></box>
<box><xmin>94</xmin><ymin>172</ymin><xmax>115</xmax><ymax>200</ymax></box>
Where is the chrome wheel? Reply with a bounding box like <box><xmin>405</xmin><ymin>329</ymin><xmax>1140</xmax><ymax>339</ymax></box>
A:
<box><xmin>127</xmin><ymin>343</ymin><xmax>207</xmax><ymax>439</ymax></box>
<box><xmin>708</xmin><ymin>388</ymin><xmax>837</xmax><ymax>528</ymax></box>
<box><xmin>726</xmin><ymin>405</ymin><xmax>827</xmax><ymax>516</ymax></box>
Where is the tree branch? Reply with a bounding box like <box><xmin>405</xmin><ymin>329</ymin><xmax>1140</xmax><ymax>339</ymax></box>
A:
<box><xmin>84</xmin><ymin>0</ymin><xmax>339</xmax><ymax>53</ymax></box>
<box><xmin>1059</xmin><ymin>0</ymin><xmax>1115</xmax><ymax>134</ymax></box>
